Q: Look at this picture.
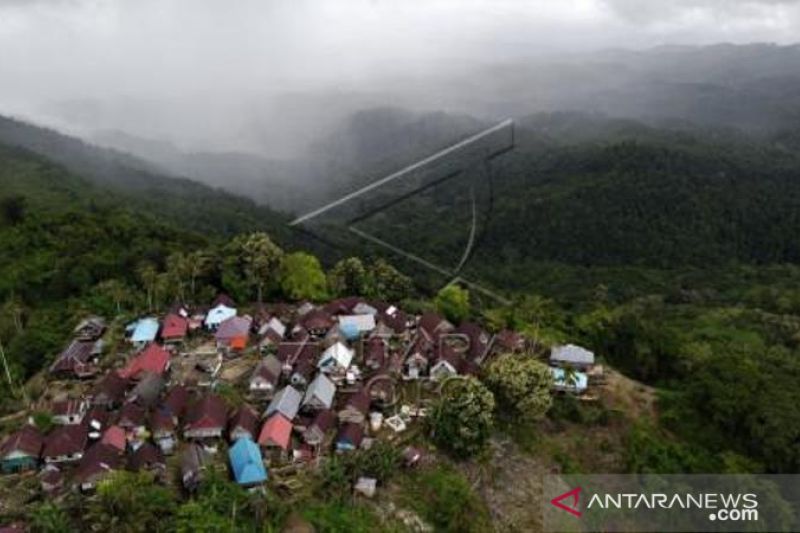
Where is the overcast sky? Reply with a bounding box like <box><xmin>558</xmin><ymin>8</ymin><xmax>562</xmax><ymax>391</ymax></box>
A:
<box><xmin>1</xmin><ymin>0</ymin><xmax>799</xmax><ymax>151</ymax></box>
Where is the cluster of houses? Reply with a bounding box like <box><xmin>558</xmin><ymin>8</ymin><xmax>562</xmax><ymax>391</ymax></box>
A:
<box><xmin>0</xmin><ymin>293</ymin><xmax>598</xmax><ymax>496</ymax></box>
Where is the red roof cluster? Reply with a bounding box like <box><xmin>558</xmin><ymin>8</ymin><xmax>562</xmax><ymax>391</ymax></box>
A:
<box><xmin>161</xmin><ymin>313</ymin><xmax>188</xmax><ymax>341</ymax></box>
<box><xmin>119</xmin><ymin>343</ymin><xmax>170</xmax><ymax>380</ymax></box>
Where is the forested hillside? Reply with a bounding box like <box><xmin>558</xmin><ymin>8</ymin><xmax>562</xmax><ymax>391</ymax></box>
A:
<box><xmin>0</xmin><ymin>144</ymin><xmax>208</xmax><ymax>381</ymax></box>
<box><xmin>0</xmin><ymin>115</ymin><xmax>291</xmax><ymax>239</ymax></box>
<box><xmin>336</xmin><ymin>110</ymin><xmax>800</xmax><ymax>277</ymax></box>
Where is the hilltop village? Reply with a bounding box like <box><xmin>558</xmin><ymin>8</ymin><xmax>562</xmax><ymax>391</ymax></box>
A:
<box><xmin>0</xmin><ymin>293</ymin><xmax>600</xmax><ymax>524</ymax></box>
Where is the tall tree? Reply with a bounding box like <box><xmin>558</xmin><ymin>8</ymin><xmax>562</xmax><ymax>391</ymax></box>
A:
<box><xmin>484</xmin><ymin>354</ymin><xmax>553</xmax><ymax>422</ymax></box>
<box><xmin>222</xmin><ymin>233</ymin><xmax>283</xmax><ymax>303</ymax></box>
<box><xmin>186</xmin><ymin>250</ymin><xmax>213</xmax><ymax>301</ymax></box>
<box><xmin>136</xmin><ymin>262</ymin><xmax>159</xmax><ymax>312</ymax></box>
<box><xmin>95</xmin><ymin>279</ymin><xmax>133</xmax><ymax>315</ymax></box>
<box><xmin>280</xmin><ymin>252</ymin><xmax>328</xmax><ymax>301</ymax></box>
<box><xmin>434</xmin><ymin>284</ymin><xmax>470</xmax><ymax>323</ymax></box>
<box><xmin>366</xmin><ymin>259</ymin><xmax>413</xmax><ymax>301</ymax></box>
<box><xmin>428</xmin><ymin>376</ymin><xmax>495</xmax><ymax>459</ymax></box>
<box><xmin>328</xmin><ymin>257</ymin><xmax>368</xmax><ymax>297</ymax></box>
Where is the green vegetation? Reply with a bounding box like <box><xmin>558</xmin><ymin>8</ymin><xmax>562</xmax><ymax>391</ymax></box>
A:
<box><xmin>433</xmin><ymin>285</ymin><xmax>470</xmax><ymax>324</ymax></box>
<box><xmin>86</xmin><ymin>471</ymin><xmax>176</xmax><ymax>532</ymax></box>
<box><xmin>314</xmin><ymin>441</ymin><xmax>403</xmax><ymax>503</ymax></box>
<box><xmin>328</xmin><ymin>257</ymin><xmax>369</xmax><ymax>297</ymax></box>
<box><xmin>279</xmin><ymin>252</ymin><xmax>329</xmax><ymax>301</ymax></box>
<box><xmin>428</xmin><ymin>377</ymin><xmax>495</xmax><ymax>459</ymax></box>
<box><xmin>327</xmin><ymin>256</ymin><xmax>414</xmax><ymax>302</ymax></box>
<box><xmin>221</xmin><ymin>232</ymin><xmax>284</xmax><ymax>303</ymax></box>
<box><xmin>300</xmin><ymin>502</ymin><xmax>401</xmax><ymax>533</ymax></box>
<box><xmin>29</xmin><ymin>503</ymin><xmax>71</xmax><ymax>533</ymax></box>
<box><xmin>484</xmin><ymin>354</ymin><xmax>553</xmax><ymax>422</ymax></box>
<box><xmin>397</xmin><ymin>465</ymin><xmax>492</xmax><ymax>533</ymax></box>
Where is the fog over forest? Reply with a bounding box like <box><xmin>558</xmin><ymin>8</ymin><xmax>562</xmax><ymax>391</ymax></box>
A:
<box><xmin>2</xmin><ymin>0</ymin><xmax>800</xmax><ymax>157</ymax></box>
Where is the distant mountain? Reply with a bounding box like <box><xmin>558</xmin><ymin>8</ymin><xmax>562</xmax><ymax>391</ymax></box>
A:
<box><xmin>0</xmin><ymin>115</ymin><xmax>291</xmax><ymax>240</ymax></box>
<box><xmin>91</xmin><ymin>108</ymin><xmax>487</xmax><ymax>215</ymax></box>
<box><xmin>92</xmin><ymin>129</ymin><xmax>315</xmax><ymax>212</ymax></box>
<box><xmin>328</xmin><ymin>109</ymin><xmax>800</xmax><ymax>284</ymax></box>
<box><xmin>458</xmin><ymin>43</ymin><xmax>800</xmax><ymax>132</ymax></box>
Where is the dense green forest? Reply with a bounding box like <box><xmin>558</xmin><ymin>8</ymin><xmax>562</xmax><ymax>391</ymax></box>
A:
<box><xmin>0</xmin><ymin>143</ymin><xmax>204</xmax><ymax>381</ymax></box>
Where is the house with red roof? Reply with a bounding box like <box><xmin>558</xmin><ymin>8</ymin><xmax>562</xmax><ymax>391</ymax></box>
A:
<box><xmin>119</xmin><ymin>343</ymin><xmax>171</xmax><ymax>380</ymax></box>
<box><xmin>161</xmin><ymin>313</ymin><xmax>188</xmax><ymax>344</ymax></box>
<box><xmin>0</xmin><ymin>425</ymin><xmax>43</xmax><ymax>473</ymax></box>
<box><xmin>183</xmin><ymin>394</ymin><xmax>228</xmax><ymax>441</ymax></box>
<box><xmin>100</xmin><ymin>426</ymin><xmax>127</xmax><ymax>453</ymax></box>
<box><xmin>258</xmin><ymin>413</ymin><xmax>293</xmax><ymax>452</ymax></box>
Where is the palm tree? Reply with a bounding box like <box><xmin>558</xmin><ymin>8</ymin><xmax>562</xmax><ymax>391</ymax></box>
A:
<box><xmin>187</xmin><ymin>250</ymin><xmax>212</xmax><ymax>302</ymax></box>
<box><xmin>136</xmin><ymin>262</ymin><xmax>158</xmax><ymax>312</ymax></box>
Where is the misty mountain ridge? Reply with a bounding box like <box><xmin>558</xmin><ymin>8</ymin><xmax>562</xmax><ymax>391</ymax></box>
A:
<box><xmin>25</xmin><ymin>42</ymin><xmax>800</xmax><ymax>164</ymax></box>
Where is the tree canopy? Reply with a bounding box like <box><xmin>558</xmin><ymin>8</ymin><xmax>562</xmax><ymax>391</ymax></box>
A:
<box><xmin>484</xmin><ymin>354</ymin><xmax>553</xmax><ymax>422</ymax></box>
<box><xmin>428</xmin><ymin>376</ymin><xmax>495</xmax><ymax>459</ymax></box>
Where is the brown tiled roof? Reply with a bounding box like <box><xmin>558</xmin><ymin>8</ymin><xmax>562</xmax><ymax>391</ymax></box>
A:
<box><xmin>252</xmin><ymin>357</ymin><xmax>281</xmax><ymax>385</ymax></box>
<box><xmin>74</xmin><ymin>442</ymin><xmax>121</xmax><ymax>485</ymax></box>
<box><xmin>117</xmin><ymin>402</ymin><xmax>146</xmax><ymax>429</ymax></box>
<box><xmin>364</xmin><ymin>338</ymin><xmax>386</xmax><ymax>367</ymax></box>
<box><xmin>128</xmin><ymin>442</ymin><xmax>164</xmax><ymax>471</ymax></box>
<box><xmin>495</xmin><ymin>329</ymin><xmax>524</xmax><ymax>351</ymax></box>
<box><xmin>0</xmin><ymin>425</ymin><xmax>43</xmax><ymax>458</ymax></box>
<box><xmin>323</xmin><ymin>297</ymin><xmax>362</xmax><ymax>315</ymax></box>
<box><xmin>163</xmin><ymin>385</ymin><xmax>190</xmax><ymax>419</ymax></box>
<box><xmin>336</xmin><ymin>422</ymin><xmax>364</xmax><ymax>447</ymax></box>
<box><xmin>184</xmin><ymin>394</ymin><xmax>228</xmax><ymax>432</ymax></box>
<box><xmin>344</xmin><ymin>389</ymin><xmax>371</xmax><ymax>415</ymax></box>
<box><xmin>212</xmin><ymin>294</ymin><xmax>236</xmax><ymax>308</ymax></box>
<box><xmin>310</xmin><ymin>409</ymin><xmax>335</xmax><ymax>433</ymax></box>
<box><xmin>149</xmin><ymin>408</ymin><xmax>176</xmax><ymax>433</ymax></box>
<box><xmin>453</xmin><ymin>322</ymin><xmax>490</xmax><ymax>359</ymax></box>
<box><xmin>228</xmin><ymin>404</ymin><xmax>259</xmax><ymax>438</ymax></box>
<box><xmin>300</xmin><ymin>309</ymin><xmax>334</xmax><ymax>331</ymax></box>
<box><xmin>89</xmin><ymin>371</ymin><xmax>128</xmax><ymax>404</ymax></box>
<box><xmin>51</xmin><ymin>399</ymin><xmax>85</xmax><ymax>417</ymax></box>
<box><xmin>42</xmin><ymin>424</ymin><xmax>87</xmax><ymax>458</ymax></box>
<box><xmin>292</xmin><ymin>344</ymin><xmax>319</xmax><ymax>381</ymax></box>
<box><xmin>276</xmin><ymin>339</ymin><xmax>306</xmax><ymax>365</ymax></box>
<box><xmin>436</xmin><ymin>342</ymin><xmax>464</xmax><ymax>372</ymax></box>
<box><xmin>418</xmin><ymin>312</ymin><xmax>449</xmax><ymax>337</ymax></box>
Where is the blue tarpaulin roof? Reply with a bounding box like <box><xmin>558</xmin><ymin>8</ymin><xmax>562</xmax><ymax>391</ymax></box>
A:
<box><xmin>228</xmin><ymin>437</ymin><xmax>267</xmax><ymax>485</ymax></box>
<box><xmin>131</xmin><ymin>318</ymin><xmax>159</xmax><ymax>343</ymax></box>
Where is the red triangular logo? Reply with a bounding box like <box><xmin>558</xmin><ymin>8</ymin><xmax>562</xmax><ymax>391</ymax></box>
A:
<box><xmin>550</xmin><ymin>486</ymin><xmax>582</xmax><ymax>517</ymax></box>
